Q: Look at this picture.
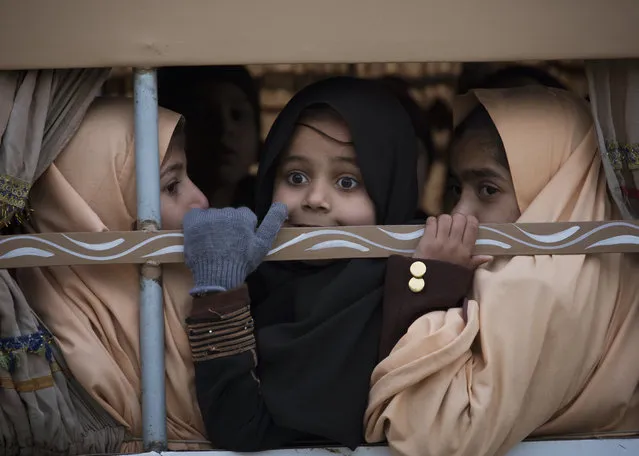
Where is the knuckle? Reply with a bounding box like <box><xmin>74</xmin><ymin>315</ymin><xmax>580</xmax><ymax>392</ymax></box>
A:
<box><xmin>466</xmin><ymin>215</ymin><xmax>479</xmax><ymax>227</ymax></box>
<box><xmin>452</xmin><ymin>213</ymin><xmax>466</xmax><ymax>223</ymax></box>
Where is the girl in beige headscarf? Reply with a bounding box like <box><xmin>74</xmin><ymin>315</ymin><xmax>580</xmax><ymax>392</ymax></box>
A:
<box><xmin>365</xmin><ymin>87</ymin><xmax>639</xmax><ymax>456</ymax></box>
<box><xmin>17</xmin><ymin>98</ymin><xmax>211</xmax><ymax>452</ymax></box>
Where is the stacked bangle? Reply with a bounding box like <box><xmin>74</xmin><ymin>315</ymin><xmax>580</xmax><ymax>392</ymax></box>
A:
<box><xmin>187</xmin><ymin>306</ymin><xmax>255</xmax><ymax>362</ymax></box>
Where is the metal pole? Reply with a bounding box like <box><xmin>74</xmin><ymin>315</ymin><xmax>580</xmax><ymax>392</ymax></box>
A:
<box><xmin>133</xmin><ymin>68</ymin><xmax>167</xmax><ymax>451</ymax></box>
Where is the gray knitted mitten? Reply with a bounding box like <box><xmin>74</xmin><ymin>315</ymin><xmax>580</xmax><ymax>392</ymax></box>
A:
<box><xmin>183</xmin><ymin>203</ymin><xmax>288</xmax><ymax>295</ymax></box>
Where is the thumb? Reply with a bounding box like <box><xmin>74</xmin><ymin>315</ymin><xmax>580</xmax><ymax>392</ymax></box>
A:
<box><xmin>255</xmin><ymin>202</ymin><xmax>288</xmax><ymax>247</ymax></box>
<box><xmin>182</xmin><ymin>208</ymin><xmax>209</xmax><ymax>233</ymax></box>
<box><xmin>470</xmin><ymin>255</ymin><xmax>493</xmax><ymax>269</ymax></box>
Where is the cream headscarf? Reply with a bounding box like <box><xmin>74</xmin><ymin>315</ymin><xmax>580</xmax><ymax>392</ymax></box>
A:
<box><xmin>17</xmin><ymin>98</ymin><xmax>209</xmax><ymax>452</ymax></box>
<box><xmin>365</xmin><ymin>87</ymin><xmax>639</xmax><ymax>456</ymax></box>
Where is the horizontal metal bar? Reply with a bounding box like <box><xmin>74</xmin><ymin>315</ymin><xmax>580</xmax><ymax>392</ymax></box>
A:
<box><xmin>1</xmin><ymin>220</ymin><xmax>639</xmax><ymax>268</ymax></box>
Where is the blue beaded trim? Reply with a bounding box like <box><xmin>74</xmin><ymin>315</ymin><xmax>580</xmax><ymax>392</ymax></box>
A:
<box><xmin>0</xmin><ymin>328</ymin><xmax>54</xmax><ymax>373</ymax></box>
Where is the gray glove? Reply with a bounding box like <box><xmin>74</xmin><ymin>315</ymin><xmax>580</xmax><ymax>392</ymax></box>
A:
<box><xmin>183</xmin><ymin>203</ymin><xmax>288</xmax><ymax>295</ymax></box>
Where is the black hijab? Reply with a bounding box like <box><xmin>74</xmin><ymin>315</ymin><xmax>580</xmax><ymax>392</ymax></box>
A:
<box><xmin>248</xmin><ymin>77</ymin><xmax>419</xmax><ymax>449</ymax></box>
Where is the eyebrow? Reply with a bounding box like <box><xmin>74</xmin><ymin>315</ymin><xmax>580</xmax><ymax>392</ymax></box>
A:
<box><xmin>280</xmin><ymin>155</ymin><xmax>358</xmax><ymax>165</ymax></box>
<box><xmin>333</xmin><ymin>156</ymin><xmax>358</xmax><ymax>165</ymax></box>
<box><xmin>160</xmin><ymin>163</ymin><xmax>183</xmax><ymax>178</ymax></box>
<box><xmin>451</xmin><ymin>167</ymin><xmax>506</xmax><ymax>181</ymax></box>
<box><xmin>279</xmin><ymin>155</ymin><xmax>309</xmax><ymax>165</ymax></box>
<box><xmin>296</xmin><ymin>122</ymin><xmax>353</xmax><ymax>146</ymax></box>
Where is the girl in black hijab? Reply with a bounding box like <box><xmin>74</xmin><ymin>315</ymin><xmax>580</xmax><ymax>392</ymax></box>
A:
<box><xmin>182</xmin><ymin>77</ymin><xmax>474</xmax><ymax>450</ymax></box>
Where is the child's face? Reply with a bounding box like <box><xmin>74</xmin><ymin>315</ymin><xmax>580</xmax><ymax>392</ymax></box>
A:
<box><xmin>446</xmin><ymin>131</ymin><xmax>520</xmax><ymax>223</ymax></box>
<box><xmin>272</xmin><ymin>117</ymin><xmax>376</xmax><ymax>227</ymax></box>
<box><xmin>187</xmin><ymin>81</ymin><xmax>259</xmax><ymax>186</ymax></box>
<box><xmin>160</xmin><ymin>141</ymin><xmax>209</xmax><ymax>230</ymax></box>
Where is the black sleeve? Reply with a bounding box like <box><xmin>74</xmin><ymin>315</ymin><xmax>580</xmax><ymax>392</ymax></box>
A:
<box><xmin>188</xmin><ymin>286</ymin><xmax>307</xmax><ymax>451</ymax></box>
<box><xmin>378</xmin><ymin>255</ymin><xmax>474</xmax><ymax>360</ymax></box>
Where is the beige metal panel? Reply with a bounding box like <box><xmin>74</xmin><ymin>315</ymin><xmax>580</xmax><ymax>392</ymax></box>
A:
<box><xmin>0</xmin><ymin>0</ymin><xmax>638</xmax><ymax>70</ymax></box>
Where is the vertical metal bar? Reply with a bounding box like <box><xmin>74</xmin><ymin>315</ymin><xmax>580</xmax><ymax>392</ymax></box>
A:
<box><xmin>133</xmin><ymin>68</ymin><xmax>167</xmax><ymax>451</ymax></box>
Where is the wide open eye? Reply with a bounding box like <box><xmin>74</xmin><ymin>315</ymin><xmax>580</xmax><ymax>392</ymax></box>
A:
<box><xmin>336</xmin><ymin>176</ymin><xmax>359</xmax><ymax>190</ymax></box>
<box><xmin>287</xmin><ymin>171</ymin><xmax>309</xmax><ymax>185</ymax></box>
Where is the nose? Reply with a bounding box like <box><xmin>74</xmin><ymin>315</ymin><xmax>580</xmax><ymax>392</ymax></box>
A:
<box><xmin>451</xmin><ymin>194</ymin><xmax>478</xmax><ymax>219</ymax></box>
<box><xmin>221</xmin><ymin>107</ymin><xmax>241</xmax><ymax>139</ymax></box>
<box><xmin>302</xmin><ymin>181</ymin><xmax>331</xmax><ymax>213</ymax></box>
<box><xmin>188</xmin><ymin>179</ymin><xmax>210</xmax><ymax>210</ymax></box>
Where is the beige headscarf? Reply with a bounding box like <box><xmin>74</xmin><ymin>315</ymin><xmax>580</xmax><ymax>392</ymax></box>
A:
<box><xmin>16</xmin><ymin>98</ymin><xmax>209</xmax><ymax>452</ymax></box>
<box><xmin>365</xmin><ymin>87</ymin><xmax>639</xmax><ymax>456</ymax></box>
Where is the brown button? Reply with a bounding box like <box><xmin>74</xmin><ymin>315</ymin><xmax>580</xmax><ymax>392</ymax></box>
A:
<box><xmin>408</xmin><ymin>277</ymin><xmax>425</xmax><ymax>293</ymax></box>
<box><xmin>410</xmin><ymin>261</ymin><xmax>427</xmax><ymax>278</ymax></box>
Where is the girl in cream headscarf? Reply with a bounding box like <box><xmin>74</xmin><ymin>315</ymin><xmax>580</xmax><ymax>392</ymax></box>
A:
<box><xmin>17</xmin><ymin>98</ymin><xmax>211</xmax><ymax>452</ymax></box>
<box><xmin>365</xmin><ymin>87</ymin><xmax>639</xmax><ymax>456</ymax></box>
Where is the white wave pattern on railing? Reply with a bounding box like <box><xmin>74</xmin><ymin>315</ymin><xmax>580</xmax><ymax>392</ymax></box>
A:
<box><xmin>482</xmin><ymin>221</ymin><xmax>639</xmax><ymax>250</ymax></box>
<box><xmin>587</xmin><ymin>235</ymin><xmax>639</xmax><ymax>249</ymax></box>
<box><xmin>1</xmin><ymin>223</ymin><xmax>638</xmax><ymax>262</ymax></box>
<box><xmin>0</xmin><ymin>233</ymin><xmax>184</xmax><ymax>261</ymax></box>
<box><xmin>306</xmin><ymin>240</ymin><xmax>370</xmax><ymax>252</ymax></box>
<box><xmin>476</xmin><ymin>239</ymin><xmax>512</xmax><ymax>249</ymax></box>
<box><xmin>143</xmin><ymin>245</ymin><xmax>185</xmax><ymax>257</ymax></box>
<box><xmin>61</xmin><ymin>234</ymin><xmax>126</xmax><ymax>251</ymax></box>
<box><xmin>515</xmin><ymin>225</ymin><xmax>580</xmax><ymax>243</ymax></box>
<box><xmin>267</xmin><ymin>228</ymin><xmax>416</xmax><ymax>256</ymax></box>
<box><xmin>0</xmin><ymin>247</ymin><xmax>55</xmax><ymax>260</ymax></box>
<box><xmin>266</xmin><ymin>223</ymin><xmax>639</xmax><ymax>255</ymax></box>
<box><xmin>376</xmin><ymin>227</ymin><xmax>424</xmax><ymax>240</ymax></box>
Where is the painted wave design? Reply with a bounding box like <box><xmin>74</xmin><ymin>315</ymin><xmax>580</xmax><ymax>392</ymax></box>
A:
<box><xmin>0</xmin><ymin>247</ymin><xmax>55</xmax><ymax>260</ymax></box>
<box><xmin>377</xmin><ymin>227</ymin><xmax>424</xmax><ymax>240</ymax></box>
<box><xmin>476</xmin><ymin>239</ymin><xmax>512</xmax><ymax>249</ymax></box>
<box><xmin>268</xmin><ymin>228</ymin><xmax>417</xmax><ymax>256</ymax></box>
<box><xmin>515</xmin><ymin>225</ymin><xmax>580</xmax><ymax>243</ymax></box>
<box><xmin>1</xmin><ymin>222</ymin><xmax>637</xmax><ymax>263</ymax></box>
<box><xmin>483</xmin><ymin>221</ymin><xmax>639</xmax><ymax>250</ymax></box>
<box><xmin>0</xmin><ymin>233</ymin><xmax>184</xmax><ymax>261</ymax></box>
<box><xmin>61</xmin><ymin>234</ymin><xmax>126</xmax><ymax>251</ymax></box>
<box><xmin>587</xmin><ymin>235</ymin><xmax>639</xmax><ymax>249</ymax></box>
<box><xmin>267</xmin><ymin>222</ymin><xmax>639</xmax><ymax>255</ymax></box>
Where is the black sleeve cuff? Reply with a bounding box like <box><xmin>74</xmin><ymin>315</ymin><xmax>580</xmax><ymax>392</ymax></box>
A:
<box><xmin>379</xmin><ymin>255</ymin><xmax>473</xmax><ymax>360</ymax></box>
